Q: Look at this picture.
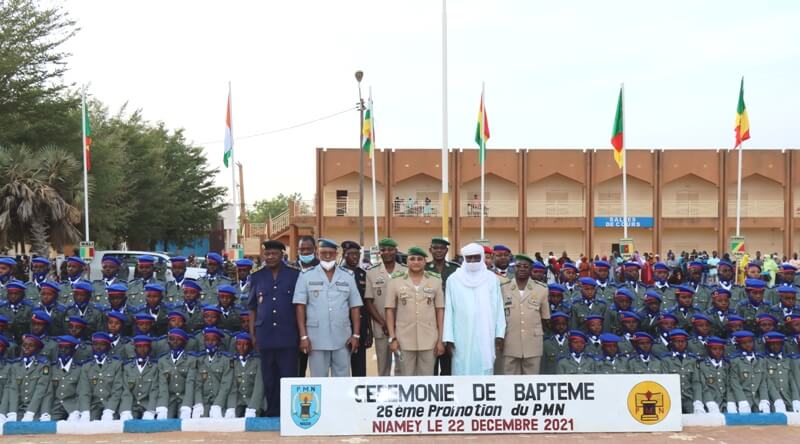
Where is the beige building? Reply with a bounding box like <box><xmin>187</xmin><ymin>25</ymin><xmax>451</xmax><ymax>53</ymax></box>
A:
<box><xmin>262</xmin><ymin>148</ymin><xmax>799</xmax><ymax>260</ymax></box>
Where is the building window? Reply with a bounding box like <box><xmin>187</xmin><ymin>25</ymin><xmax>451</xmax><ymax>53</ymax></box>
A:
<box><xmin>545</xmin><ymin>191</ymin><xmax>568</xmax><ymax>216</ymax></box>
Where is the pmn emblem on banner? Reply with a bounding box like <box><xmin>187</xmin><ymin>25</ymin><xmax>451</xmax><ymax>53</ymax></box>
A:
<box><xmin>291</xmin><ymin>384</ymin><xmax>321</xmax><ymax>429</ymax></box>
<box><xmin>627</xmin><ymin>381</ymin><xmax>670</xmax><ymax>425</ymax></box>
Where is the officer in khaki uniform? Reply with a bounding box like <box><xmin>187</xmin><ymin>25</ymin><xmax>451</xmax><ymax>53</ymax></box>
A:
<box><xmin>498</xmin><ymin>254</ymin><xmax>550</xmax><ymax>375</ymax></box>
<box><xmin>5</xmin><ymin>334</ymin><xmax>52</xmax><ymax>421</ymax></box>
<box><xmin>77</xmin><ymin>332</ymin><xmax>124</xmax><ymax>421</ymax></box>
<box><xmin>364</xmin><ymin>238</ymin><xmax>407</xmax><ymax>376</ymax></box>
<box><xmin>49</xmin><ymin>335</ymin><xmax>84</xmax><ymax>421</ymax></box>
<box><xmin>119</xmin><ymin>335</ymin><xmax>159</xmax><ymax>420</ymax></box>
<box><xmin>385</xmin><ymin>247</ymin><xmax>444</xmax><ymax>376</ymax></box>
<box><xmin>191</xmin><ymin>327</ymin><xmax>233</xmax><ymax>418</ymax></box>
<box><xmin>155</xmin><ymin>328</ymin><xmax>196</xmax><ymax>419</ymax></box>
<box><xmin>226</xmin><ymin>332</ymin><xmax>264</xmax><ymax>418</ymax></box>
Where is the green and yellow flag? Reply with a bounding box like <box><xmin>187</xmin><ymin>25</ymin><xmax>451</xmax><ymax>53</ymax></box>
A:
<box><xmin>475</xmin><ymin>85</ymin><xmax>490</xmax><ymax>164</ymax></box>
<box><xmin>734</xmin><ymin>77</ymin><xmax>750</xmax><ymax>149</ymax></box>
<box><xmin>362</xmin><ymin>92</ymin><xmax>374</xmax><ymax>158</ymax></box>
<box><xmin>610</xmin><ymin>86</ymin><xmax>624</xmax><ymax>169</ymax></box>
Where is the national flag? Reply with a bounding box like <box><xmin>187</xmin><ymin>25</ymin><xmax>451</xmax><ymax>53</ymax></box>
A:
<box><xmin>362</xmin><ymin>92</ymin><xmax>374</xmax><ymax>158</ymax></box>
<box><xmin>610</xmin><ymin>87</ymin><xmax>624</xmax><ymax>169</ymax></box>
<box><xmin>82</xmin><ymin>98</ymin><xmax>92</xmax><ymax>171</ymax></box>
<box><xmin>733</xmin><ymin>77</ymin><xmax>750</xmax><ymax>149</ymax></box>
<box><xmin>223</xmin><ymin>90</ymin><xmax>233</xmax><ymax>168</ymax></box>
<box><xmin>474</xmin><ymin>85</ymin><xmax>490</xmax><ymax>164</ymax></box>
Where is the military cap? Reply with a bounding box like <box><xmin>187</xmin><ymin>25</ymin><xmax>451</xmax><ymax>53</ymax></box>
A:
<box><xmin>482</xmin><ymin>245</ymin><xmax>493</xmax><ymax>255</ymax></box>
<box><xmin>550</xmin><ymin>311</ymin><xmax>569</xmax><ymax>320</ymax></box>
<box><xmin>668</xmin><ymin>328</ymin><xmax>689</xmax><ymax>339</ymax></box>
<box><xmin>144</xmin><ymin>283</ymin><xmax>165</xmax><ymax>294</ymax></box>
<box><xmin>72</xmin><ymin>281</ymin><xmax>94</xmax><ymax>293</ymax></box>
<box><xmin>548</xmin><ymin>283</ymin><xmax>566</xmax><ymax>294</ymax></box>
<box><xmin>623</xmin><ymin>261</ymin><xmax>641</xmax><ymax>269</ymax></box>
<box><xmin>207</xmin><ymin>253</ymin><xmax>223</xmax><ymax>264</ymax></box>
<box><xmin>514</xmin><ymin>254</ymin><xmax>533</xmax><ymax>264</ymax></box>
<box><xmin>706</xmin><ymin>336</ymin><xmax>726</xmax><ymax>347</ymax></box>
<box><xmin>102</xmin><ymin>255</ymin><xmax>122</xmax><ymax>265</ymax></box>
<box><xmin>593</xmin><ymin>260</ymin><xmax>611</xmax><ymax>269</ymax></box>
<box><xmin>776</xmin><ymin>285</ymin><xmax>797</xmax><ymax>294</ymax></box>
<box><xmin>68</xmin><ymin>316</ymin><xmax>88</xmax><ymax>327</ymax></box>
<box><xmin>21</xmin><ymin>333</ymin><xmax>43</xmax><ymax>346</ymax></box>
<box><xmin>658</xmin><ymin>312</ymin><xmax>678</xmax><ymax>323</ymax></box>
<box><xmin>579</xmin><ymin>277</ymin><xmax>597</xmax><ymax>287</ymax></box>
<box><xmin>764</xmin><ymin>331</ymin><xmax>786</xmax><ymax>343</ymax></box>
<box><xmin>561</xmin><ymin>262</ymin><xmax>578</xmax><ymax>272</ymax></box>
<box><xmin>632</xmin><ymin>332</ymin><xmax>654</xmax><ymax>342</ymax></box>
<box><xmin>620</xmin><ymin>311</ymin><xmax>641</xmax><ymax>321</ymax></box>
<box><xmin>106</xmin><ymin>283</ymin><xmax>128</xmax><ymax>294</ymax></box>
<box><xmin>653</xmin><ymin>262</ymin><xmax>669</xmax><ymax>272</ymax></box>
<box><xmin>531</xmin><ymin>261</ymin><xmax>547</xmax><ymax>270</ymax></box>
<box><xmin>31</xmin><ymin>257</ymin><xmax>50</xmax><ymax>266</ymax></box>
<box><xmin>106</xmin><ymin>311</ymin><xmax>127</xmax><ymax>323</ymax></box>
<box><xmin>615</xmin><ymin>287</ymin><xmax>635</xmax><ymax>300</ymax></box>
<box><xmin>6</xmin><ymin>280</ymin><xmax>26</xmax><ymax>291</ymax></box>
<box><xmin>202</xmin><ymin>305</ymin><xmax>222</xmax><ymax>315</ymax></box>
<box><xmin>568</xmin><ymin>330</ymin><xmax>588</xmax><ymax>342</ymax></box>
<box><xmin>644</xmin><ymin>290</ymin><xmax>663</xmax><ymax>302</ymax></box>
<box><xmin>747</xmin><ymin>262</ymin><xmax>762</xmax><ymax>270</ymax></box>
<box><xmin>585</xmin><ymin>314</ymin><xmax>604</xmax><ymax>323</ymax></box>
<box><xmin>726</xmin><ymin>315</ymin><xmax>745</xmax><ymax>324</ymax></box>
<box><xmin>732</xmin><ymin>330</ymin><xmax>755</xmax><ymax>341</ymax></box>
<box><xmin>92</xmin><ymin>332</ymin><xmax>112</xmax><ymax>343</ymax></box>
<box><xmin>31</xmin><ymin>310</ymin><xmax>52</xmax><ymax>324</ymax></box>
<box><xmin>134</xmin><ymin>313</ymin><xmax>155</xmax><ymax>323</ymax></box>
<box><xmin>340</xmin><ymin>241</ymin><xmax>360</xmax><ymax>251</ymax></box>
<box><xmin>263</xmin><ymin>240</ymin><xmax>286</xmax><ymax>251</ymax></box>
<box><xmin>168</xmin><ymin>328</ymin><xmax>189</xmax><ymax>341</ymax></box>
<box><xmin>599</xmin><ymin>333</ymin><xmax>621</xmax><ymax>343</ymax></box>
<box><xmin>182</xmin><ymin>279</ymin><xmax>202</xmax><ymax>292</ymax></box>
<box><xmin>40</xmin><ymin>281</ymin><xmax>60</xmax><ymax>294</ymax></box>
<box><xmin>318</xmin><ymin>238</ymin><xmax>338</xmax><ymax>249</ymax></box>
<box><xmin>786</xmin><ymin>314</ymin><xmax>800</xmax><ymax>324</ymax></box>
<box><xmin>239</xmin><ymin>311</ymin><xmax>250</xmax><ymax>318</ymax></box>
<box><xmin>407</xmin><ymin>247</ymin><xmax>428</xmax><ymax>258</ymax></box>
<box><xmin>66</xmin><ymin>256</ymin><xmax>86</xmax><ymax>266</ymax></box>
<box><xmin>0</xmin><ymin>256</ymin><xmax>17</xmax><ymax>266</ymax></box>
<box><xmin>674</xmin><ymin>284</ymin><xmax>694</xmax><ymax>295</ymax></box>
<box><xmin>688</xmin><ymin>261</ymin><xmax>704</xmax><ymax>270</ymax></box>
<box><xmin>171</xmin><ymin>256</ymin><xmax>187</xmax><ymax>263</ymax></box>
<box><xmin>167</xmin><ymin>311</ymin><xmax>186</xmax><ymax>321</ymax></box>
<box><xmin>235</xmin><ymin>259</ymin><xmax>254</xmax><ymax>268</ymax></box>
<box><xmin>57</xmin><ymin>335</ymin><xmax>80</xmax><ymax>347</ymax></box>
<box><xmin>691</xmin><ymin>313</ymin><xmax>711</xmax><ymax>324</ymax></box>
<box><xmin>430</xmin><ymin>237</ymin><xmax>450</xmax><ymax>246</ymax></box>
<box><xmin>378</xmin><ymin>238</ymin><xmax>398</xmax><ymax>248</ymax></box>
<box><xmin>779</xmin><ymin>263</ymin><xmax>798</xmax><ymax>272</ymax></box>
<box><xmin>0</xmin><ymin>335</ymin><xmax>9</xmax><ymax>347</ymax></box>
<box><xmin>137</xmin><ymin>255</ymin><xmax>156</xmax><ymax>264</ymax></box>
<box><xmin>217</xmin><ymin>285</ymin><xmax>237</xmax><ymax>295</ymax></box>
<box><xmin>202</xmin><ymin>326</ymin><xmax>225</xmax><ymax>338</ymax></box>
<box><xmin>235</xmin><ymin>332</ymin><xmax>252</xmax><ymax>342</ymax></box>
<box><xmin>714</xmin><ymin>288</ymin><xmax>732</xmax><ymax>298</ymax></box>
<box><xmin>756</xmin><ymin>313</ymin><xmax>778</xmax><ymax>324</ymax></box>
<box><xmin>492</xmin><ymin>245</ymin><xmax>511</xmax><ymax>253</ymax></box>
<box><xmin>132</xmin><ymin>335</ymin><xmax>153</xmax><ymax>345</ymax></box>
<box><xmin>717</xmin><ymin>259</ymin><xmax>734</xmax><ymax>269</ymax></box>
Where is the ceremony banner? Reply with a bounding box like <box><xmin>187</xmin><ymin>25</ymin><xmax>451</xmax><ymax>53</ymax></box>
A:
<box><xmin>281</xmin><ymin>374</ymin><xmax>681</xmax><ymax>436</ymax></box>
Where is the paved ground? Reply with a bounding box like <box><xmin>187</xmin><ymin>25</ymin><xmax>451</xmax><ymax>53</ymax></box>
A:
<box><xmin>1</xmin><ymin>427</ymin><xmax>793</xmax><ymax>443</ymax></box>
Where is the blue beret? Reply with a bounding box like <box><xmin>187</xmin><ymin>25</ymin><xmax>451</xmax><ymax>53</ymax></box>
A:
<box><xmin>134</xmin><ymin>313</ymin><xmax>155</xmax><ymax>323</ymax></box>
<box><xmin>40</xmin><ymin>281</ymin><xmax>60</xmax><ymax>293</ymax></box>
<box><xmin>168</xmin><ymin>310</ymin><xmax>187</xmax><ymax>320</ymax></box>
<box><xmin>548</xmin><ymin>283</ymin><xmax>566</xmax><ymax>293</ymax></box>
<box><xmin>764</xmin><ymin>331</ymin><xmax>786</xmax><ymax>342</ymax></box>
<box><xmin>623</xmin><ymin>261</ymin><xmax>641</xmax><ymax>269</ymax></box>
<box><xmin>691</xmin><ymin>313</ymin><xmax>711</xmax><ymax>324</ymax></box>
<box><xmin>776</xmin><ymin>285</ymin><xmax>797</xmax><ymax>294</ymax></box>
<box><xmin>206</xmin><ymin>253</ymin><xmax>223</xmax><ymax>264</ymax></box>
<box><xmin>105</xmin><ymin>311</ymin><xmax>127</xmax><ymax>323</ymax></box>
<box><xmin>91</xmin><ymin>332</ymin><xmax>112</xmax><ymax>343</ymax></box>
<box><xmin>72</xmin><ymin>281</ymin><xmax>94</xmax><ymax>293</ymax></box>
<box><xmin>747</xmin><ymin>262</ymin><xmax>762</xmax><ymax>270</ymax></box>
<box><xmin>579</xmin><ymin>277</ymin><xmax>597</xmax><ymax>286</ymax></box>
<box><xmin>67</xmin><ymin>316</ymin><xmax>88</xmax><ymax>327</ymax></box>
<box><xmin>745</xmin><ymin>278</ymin><xmax>766</xmax><ymax>289</ymax></box>
<box><xmin>182</xmin><ymin>279</ymin><xmax>202</xmax><ymax>292</ymax></box>
<box><xmin>779</xmin><ymin>263</ymin><xmax>798</xmax><ymax>272</ymax></box>
<box><xmin>531</xmin><ymin>261</ymin><xmax>547</xmax><ymax>270</ymax></box>
<box><xmin>668</xmin><ymin>328</ymin><xmax>689</xmax><ymax>339</ymax></box>
<box><xmin>492</xmin><ymin>245</ymin><xmax>511</xmax><ymax>253</ymax></box>
<box><xmin>714</xmin><ymin>288</ymin><xmax>731</xmax><ymax>297</ymax></box>
<box><xmin>101</xmin><ymin>255</ymin><xmax>122</xmax><ymax>265</ymax></box>
<box><xmin>788</xmin><ymin>314</ymin><xmax>800</xmax><ymax>323</ymax></box>
<box><xmin>106</xmin><ymin>283</ymin><xmax>128</xmax><ymax>293</ymax></box>
<box><xmin>0</xmin><ymin>314</ymin><xmax>8</xmax><ymax>323</ymax></box>
<box><xmin>0</xmin><ymin>256</ymin><xmax>17</xmax><ymax>266</ymax></box>
<box><xmin>707</xmin><ymin>336</ymin><xmax>726</xmax><ymax>346</ymax></box>
<box><xmin>6</xmin><ymin>279</ymin><xmax>26</xmax><ymax>291</ymax></box>
<box><xmin>561</xmin><ymin>262</ymin><xmax>578</xmax><ymax>272</ymax></box>
<box><xmin>688</xmin><ymin>261</ymin><xmax>704</xmax><ymax>269</ymax></box>
<box><xmin>235</xmin><ymin>332</ymin><xmax>252</xmax><ymax>342</ymax></box>
<box><xmin>144</xmin><ymin>283</ymin><xmax>165</xmax><ymax>293</ymax></box>
<box><xmin>644</xmin><ymin>290</ymin><xmax>663</xmax><ymax>302</ymax></box>
<box><xmin>615</xmin><ymin>287</ymin><xmax>634</xmax><ymax>300</ymax></box>
<box><xmin>633</xmin><ymin>332</ymin><xmax>654</xmax><ymax>341</ymax></box>
<box><xmin>57</xmin><ymin>335</ymin><xmax>80</xmax><ymax>347</ymax></box>
<box><xmin>733</xmin><ymin>330</ymin><xmax>755</xmax><ymax>340</ymax></box>
<box><xmin>168</xmin><ymin>328</ymin><xmax>189</xmax><ymax>341</ymax></box>
<box><xmin>132</xmin><ymin>335</ymin><xmax>153</xmax><ymax>345</ymax></box>
<box><xmin>599</xmin><ymin>333</ymin><xmax>621</xmax><ymax>343</ymax></box>
<box><xmin>727</xmin><ymin>315</ymin><xmax>745</xmax><ymax>324</ymax></box>
<box><xmin>585</xmin><ymin>314</ymin><xmax>604</xmax><ymax>323</ymax></box>
<box><xmin>203</xmin><ymin>326</ymin><xmax>225</xmax><ymax>338</ymax></box>
<box><xmin>756</xmin><ymin>313</ymin><xmax>778</xmax><ymax>324</ymax></box>
<box><xmin>32</xmin><ymin>257</ymin><xmax>50</xmax><ymax>266</ymax></box>
<box><xmin>550</xmin><ymin>311</ymin><xmax>569</xmax><ymax>320</ymax></box>
<box><xmin>593</xmin><ymin>260</ymin><xmax>610</xmax><ymax>269</ymax></box>
<box><xmin>202</xmin><ymin>305</ymin><xmax>222</xmax><ymax>315</ymax></box>
<box><xmin>217</xmin><ymin>285</ymin><xmax>237</xmax><ymax>295</ymax></box>
<box><xmin>318</xmin><ymin>238</ymin><xmax>338</xmax><ymax>249</ymax></box>
<box><xmin>171</xmin><ymin>256</ymin><xmax>187</xmax><ymax>263</ymax></box>
<box><xmin>0</xmin><ymin>335</ymin><xmax>9</xmax><ymax>347</ymax></box>
<box><xmin>659</xmin><ymin>312</ymin><xmax>678</xmax><ymax>322</ymax></box>
<box><xmin>620</xmin><ymin>311</ymin><xmax>641</xmax><ymax>321</ymax></box>
<box><xmin>21</xmin><ymin>333</ymin><xmax>43</xmax><ymax>346</ymax></box>
<box><xmin>674</xmin><ymin>284</ymin><xmax>695</xmax><ymax>295</ymax></box>
<box><xmin>568</xmin><ymin>330</ymin><xmax>588</xmax><ymax>342</ymax></box>
<box><xmin>66</xmin><ymin>256</ymin><xmax>86</xmax><ymax>266</ymax></box>
<box><xmin>717</xmin><ymin>259</ymin><xmax>734</xmax><ymax>269</ymax></box>
<box><xmin>235</xmin><ymin>259</ymin><xmax>253</xmax><ymax>268</ymax></box>
<box><xmin>653</xmin><ymin>262</ymin><xmax>669</xmax><ymax>272</ymax></box>
<box><xmin>31</xmin><ymin>310</ymin><xmax>52</xmax><ymax>324</ymax></box>
<box><xmin>239</xmin><ymin>311</ymin><xmax>250</xmax><ymax>318</ymax></box>
<box><xmin>137</xmin><ymin>255</ymin><xmax>156</xmax><ymax>264</ymax></box>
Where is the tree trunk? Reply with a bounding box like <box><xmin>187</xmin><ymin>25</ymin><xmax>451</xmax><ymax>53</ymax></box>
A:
<box><xmin>29</xmin><ymin>219</ymin><xmax>50</xmax><ymax>257</ymax></box>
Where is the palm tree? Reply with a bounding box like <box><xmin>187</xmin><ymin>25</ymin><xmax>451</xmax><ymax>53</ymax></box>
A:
<box><xmin>0</xmin><ymin>145</ymin><xmax>82</xmax><ymax>255</ymax></box>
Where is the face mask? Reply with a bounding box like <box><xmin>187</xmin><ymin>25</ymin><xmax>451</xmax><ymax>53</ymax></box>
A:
<box><xmin>299</xmin><ymin>254</ymin><xmax>316</xmax><ymax>264</ymax></box>
<box><xmin>320</xmin><ymin>260</ymin><xmax>336</xmax><ymax>271</ymax></box>
<box><xmin>465</xmin><ymin>262</ymin><xmax>483</xmax><ymax>273</ymax></box>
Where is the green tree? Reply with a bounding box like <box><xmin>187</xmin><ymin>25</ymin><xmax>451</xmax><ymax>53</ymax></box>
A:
<box><xmin>248</xmin><ymin>193</ymin><xmax>303</xmax><ymax>223</ymax></box>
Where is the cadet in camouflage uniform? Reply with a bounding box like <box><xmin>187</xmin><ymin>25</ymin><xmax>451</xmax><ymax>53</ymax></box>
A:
<box><xmin>155</xmin><ymin>328</ymin><xmax>195</xmax><ymax>419</ymax></box>
<box><xmin>135</xmin><ymin>283</ymin><xmax>169</xmax><ymax>336</ymax></box>
<box><xmin>127</xmin><ymin>255</ymin><xmax>166</xmax><ymax>308</ymax></box>
<box><xmin>649</xmin><ymin>262</ymin><xmax>677</xmax><ymax>308</ymax></box>
<box><xmin>762</xmin><ymin>331</ymin><xmax>791</xmax><ymax>413</ymax></box>
<box><xmin>727</xmin><ymin>330</ymin><xmax>770</xmax><ymax>413</ymax></box>
<box><xmin>64</xmin><ymin>281</ymin><xmax>105</xmax><ymax>338</ymax></box>
<box><xmin>568</xmin><ymin>277</ymin><xmax>607</xmax><ymax>330</ymax></box>
<box><xmin>226</xmin><ymin>332</ymin><xmax>263</xmax><ymax>418</ymax></box>
<box><xmin>541</xmin><ymin>312</ymin><xmax>570</xmax><ymax>374</ymax></box>
<box><xmin>594</xmin><ymin>333</ymin><xmax>628</xmax><ymax>374</ymax></box>
<box><xmin>0</xmin><ymin>280</ymin><xmax>33</xmax><ymax>342</ymax></box>
<box><xmin>49</xmin><ymin>335</ymin><xmax>84</xmax><ymax>421</ymax></box>
<box><xmin>175</xmin><ymin>279</ymin><xmax>205</xmax><ymax>333</ymax></box>
<box><xmin>737</xmin><ymin>278</ymin><xmax>772</xmax><ymax>333</ymax></box>
<box><xmin>4</xmin><ymin>334</ymin><xmax>52</xmax><ymax>421</ymax></box>
<box><xmin>659</xmin><ymin>329</ymin><xmax>702</xmax><ymax>413</ymax></box>
<box><xmin>697</xmin><ymin>336</ymin><xmax>729</xmax><ymax>413</ymax></box>
<box><xmin>91</xmin><ymin>255</ymin><xmax>124</xmax><ymax>306</ymax></box>
<box><xmin>191</xmin><ymin>327</ymin><xmax>233</xmax><ymax>418</ymax></box>
<box><xmin>198</xmin><ymin>253</ymin><xmax>232</xmax><ymax>305</ymax></box>
<box><xmin>627</xmin><ymin>332</ymin><xmax>664</xmax><ymax>374</ymax></box>
<box><xmin>119</xmin><ymin>335</ymin><xmax>159</xmax><ymax>420</ymax></box>
<box><xmin>77</xmin><ymin>332</ymin><xmax>124</xmax><ymax>421</ymax></box>
<box><xmin>556</xmin><ymin>330</ymin><xmax>595</xmax><ymax>374</ymax></box>
<box><xmin>604</xmin><ymin>287</ymin><xmax>635</xmax><ymax>335</ymax></box>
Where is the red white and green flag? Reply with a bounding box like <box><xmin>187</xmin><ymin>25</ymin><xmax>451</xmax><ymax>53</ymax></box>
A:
<box><xmin>474</xmin><ymin>84</ymin><xmax>490</xmax><ymax>164</ymax></box>
<box><xmin>610</xmin><ymin>86</ymin><xmax>624</xmax><ymax>169</ymax></box>
<box><xmin>82</xmin><ymin>97</ymin><xmax>92</xmax><ymax>171</ymax></box>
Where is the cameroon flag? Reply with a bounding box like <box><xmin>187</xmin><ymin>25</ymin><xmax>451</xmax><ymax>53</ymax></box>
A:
<box><xmin>734</xmin><ymin>77</ymin><xmax>750</xmax><ymax>149</ymax></box>
<box><xmin>610</xmin><ymin>87</ymin><xmax>624</xmax><ymax>169</ymax></box>
<box><xmin>82</xmin><ymin>98</ymin><xmax>92</xmax><ymax>171</ymax></box>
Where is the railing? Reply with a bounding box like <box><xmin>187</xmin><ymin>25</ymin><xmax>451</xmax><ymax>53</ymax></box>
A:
<box><xmin>271</xmin><ymin>209</ymin><xmax>290</xmax><ymax>234</ymax></box>
<box><xmin>527</xmin><ymin>200</ymin><xmax>585</xmax><ymax>217</ymax></box>
<box><xmin>248</xmin><ymin>222</ymin><xmax>267</xmax><ymax>235</ymax></box>
<box><xmin>662</xmin><ymin>200</ymin><xmax>718</xmax><ymax>218</ymax></box>
<box><xmin>392</xmin><ymin>199</ymin><xmax>443</xmax><ymax>217</ymax></box>
<box><xmin>459</xmin><ymin>200</ymin><xmax>518</xmax><ymax>217</ymax></box>
<box><xmin>323</xmin><ymin>198</ymin><xmax>385</xmax><ymax>217</ymax></box>
<box><xmin>293</xmin><ymin>200</ymin><xmax>316</xmax><ymax>216</ymax></box>
<box><xmin>594</xmin><ymin>200</ymin><xmax>652</xmax><ymax>217</ymax></box>
<box><xmin>727</xmin><ymin>200</ymin><xmax>784</xmax><ymax>217</ymax></box>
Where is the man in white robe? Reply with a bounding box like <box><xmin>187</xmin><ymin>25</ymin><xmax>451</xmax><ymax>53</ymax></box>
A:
<box><xmin>442</xmin><ymin>243</ymin><xmax>506</xmax><ymax>375</ymax></box>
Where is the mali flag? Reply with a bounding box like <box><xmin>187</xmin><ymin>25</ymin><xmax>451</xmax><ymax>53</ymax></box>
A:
<box><xmin>734</xmin><ymin>77</ymin><xmax>750</xmax><ymax>149</ymax></box>
<box><xmin>475</xmin><ymin>85</ymin><xmax>490</xmax><ymax>164</ymax></box>
<box><xmin>610</xmin><ymin>86</ymin><xmax>624</xmax><ymax>169</ymax></box>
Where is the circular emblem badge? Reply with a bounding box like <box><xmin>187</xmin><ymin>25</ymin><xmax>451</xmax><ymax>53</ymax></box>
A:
<box><xmin>627</xmin><ymin>380</ymin><xmax>671</xmax><ymax>425</ymax></box>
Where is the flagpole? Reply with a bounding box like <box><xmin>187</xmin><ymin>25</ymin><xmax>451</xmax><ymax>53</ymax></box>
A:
<box><xmin>369</xmin><ymin>88</ymin><xmax>379</xmax><ymax>246</ymax></box>
<box><xmin>736</xmin><ymin>141</ymin><xmax>743</xmax><ymax>236</ymax></box>
<box><xmin>81</xmin><ymin>89</ymin><xmax>90</xmax><ymax>242</ymax></box>
<box><xmin>621</xmin><ymin>83</ymin><xmax>628</xmax><ymax>239</ymax></box>
<box><xmin>480</xmin><ymin>82</ymin><xmax>486</xmax><ymax>240</ymax></box>
<box><xmin>229</xmin><ymin>81</ymin><xmax>238</xmax><ymax>246</ymax></box>
<box><xmin>441</xmin><ymin>0</ymin><xmax>450</xmax><ymax>244</ymax></box>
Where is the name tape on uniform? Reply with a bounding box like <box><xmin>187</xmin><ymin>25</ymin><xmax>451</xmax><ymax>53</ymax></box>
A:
<box><xmin>280</xmin><ymin>374</ymin><xmax>682</xmax><ymax>436</ymax></box>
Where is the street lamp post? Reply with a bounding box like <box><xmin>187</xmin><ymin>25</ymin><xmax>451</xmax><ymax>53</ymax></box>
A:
<box><xmin>356</xmin><ymin>70</ymin><xmax>365</xmax><ymax>246</ymax></box>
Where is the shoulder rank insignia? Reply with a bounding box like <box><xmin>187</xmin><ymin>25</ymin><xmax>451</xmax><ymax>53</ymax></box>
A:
<box><xmin>390</xmin><ymin>270</ymin><xmax>407</xmax><ymax>279</ymax></box>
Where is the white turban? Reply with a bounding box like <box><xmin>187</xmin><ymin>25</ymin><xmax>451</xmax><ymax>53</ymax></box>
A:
<box><xmin>452</xmin><ymin>243</ymin><xmax>493</xmax><ymax>288</ymax></box>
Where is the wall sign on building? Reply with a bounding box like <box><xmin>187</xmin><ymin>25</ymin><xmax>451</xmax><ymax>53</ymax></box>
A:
<box><xmin>281</xmin><ymin>374</ymin><xmax>681</xmax><ymax>436</ymax></box>
<box><xmin>593</xmin><ymin>217</ymin><xmax>654</xmax><ymax>228</ymax></box>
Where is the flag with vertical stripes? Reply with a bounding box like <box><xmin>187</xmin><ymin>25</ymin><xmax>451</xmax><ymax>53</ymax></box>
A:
<box><xmin>474</xmin><ymin>85</ymin><xmax>490</xmax><ymax>164</ymax></box>
<box><xmin>610</xmin><ymin>86</ymin><xmax>624</xmax><ymax>169</ymax></box>
<box><xmin>733</xmin><ymin>77</ymin><xmax>750</xmax><ymax>149</ymax></box>
<box><xmin>223</xmin><ymin>90</ymin><xmax>233</xmax><ymax>168</ymax></box>
<box><xmin>362</xmin><ymin>92</ymin><xmax>374</xmax><ymax>158</ymax></box>
<box><xmin>82</xmin><ymin>98</ymin><xmax>92</xmax><ymax>171</ymax></box>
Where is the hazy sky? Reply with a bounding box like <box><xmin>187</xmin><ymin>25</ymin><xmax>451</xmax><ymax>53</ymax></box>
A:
<box><xmin>59</xmin><ymin>0</ymin><xmax>800</xmax><ymax>207</ymax></box>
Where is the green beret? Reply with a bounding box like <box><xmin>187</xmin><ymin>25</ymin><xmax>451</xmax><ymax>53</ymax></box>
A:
<box><xmin>407</xmin><ymin>247</ymin><xmax>428</xmax><ymax>258</ymax></box>
<box><xmin>378</xmin><ymin>238</ymin><xmax>398</xmax><ymax>248</ymax></box>
<box><xmin>430</xmin><ymin>237</ymin><xmax>450</xmax><ymax>246</ymax></box>
<box><xmin>514</xmin><ymin>254</ymin><xmax>534</xmax><ymax>264</ymax></box>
